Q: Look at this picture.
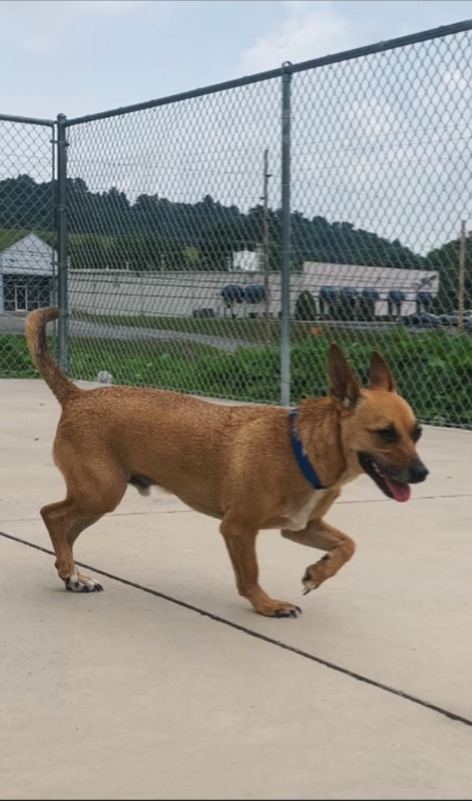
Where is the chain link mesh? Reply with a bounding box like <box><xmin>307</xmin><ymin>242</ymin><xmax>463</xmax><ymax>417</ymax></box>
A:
<box><xmin>288</xmin><ymin>29</ymin><xmax>472</xmax><ymax>427</ymax></box>
<box><xmin>2</xmin><ymin>24</ymin><xmax>472</xmax><ymax>428</ymax></box>
<box><xmin>0</xmin><ymin>119</ymin><xmax>56</xmax><ymax>376</ymax></box>
<box><xmin>65</xmin><ymin>28</ymin><xmax>472</xmax><ymax>427</ymax></box>
<box><xmin>65</xmin><ymin>79</ymin><xmax>283</xmax><ymax>402</ymax></box>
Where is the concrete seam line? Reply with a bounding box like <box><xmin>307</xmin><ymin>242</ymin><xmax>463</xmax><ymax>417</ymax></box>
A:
<box><xmin>1</xmin><ymin>528</ymin><xmax>471</xmax><ymax>730</ymax></box>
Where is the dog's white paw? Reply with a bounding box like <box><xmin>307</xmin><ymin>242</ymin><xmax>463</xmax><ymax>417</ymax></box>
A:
<box><xmin>64</xmin><ymin>573</ymin><xmax>104</xmax><ymax>593</ymax></box>
<box><xmin>302</xmin><ymin>579</ymin><xmax>317</xmax><ymax>595</ymax></box>
<box><xmin>302</xmin><ymin>555</ymin><xmax>332</xmax><ymax>594</ymax></box>
<box><xmin>301</xmin><ymin>570</ymin><xmax>322</xmax><ymax>595</ymax></box>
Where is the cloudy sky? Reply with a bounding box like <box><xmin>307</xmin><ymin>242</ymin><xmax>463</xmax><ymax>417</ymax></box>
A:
<box><xmin>2</xmin><ymin>0</ymin><xmax>472</xmax><ymax>255</ymax></box>
<box><xmin>1</xmin><ymin>0</ymin><xmax>472</xmax><ymax>119</ymax></box>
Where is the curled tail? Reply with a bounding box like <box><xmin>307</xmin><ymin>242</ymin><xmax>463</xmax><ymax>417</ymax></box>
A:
<box><xmin>25</xmin><ymin>307</ymin><xmax>80</xmax><ymax>406</ymax></box>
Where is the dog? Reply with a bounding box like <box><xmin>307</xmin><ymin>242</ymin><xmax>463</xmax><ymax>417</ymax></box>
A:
<box><xmin>25</xmin><ymin>307</ymin><xmax>428</xmax><ymax>618</ymax></box>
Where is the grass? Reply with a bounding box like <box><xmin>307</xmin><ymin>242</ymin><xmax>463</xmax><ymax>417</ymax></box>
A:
<box><xmin>2</xmin><ymin>325</ymin><xmax>472</xmax><ymax>428</ymax></box>
<box><xmin>74</xmin><ymin>310</ymin><xmax>306</xmax><ymax>345</ymax></box>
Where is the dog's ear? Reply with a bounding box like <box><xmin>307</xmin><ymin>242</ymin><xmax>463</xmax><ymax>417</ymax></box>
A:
<box><xmin>370</xmin><ymin>351</ymin><xmax>396</xmax><ymax>392</ymax></box>
<box><xmin>328</xmin><ymin>343</ymin><xmax>360</xmax><ymax>408</ymax></box>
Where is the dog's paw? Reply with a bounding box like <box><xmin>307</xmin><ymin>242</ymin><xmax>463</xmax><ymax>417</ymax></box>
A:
<box><xmin>302</xmin><ymin>576</ymin><xmax>319</xmax><ymax>595</ymax></box>
<box><xmin>64</xmin><ymin>572</ymin><xmax>104</xmax><ymax>593</ymax></box>
<box><xmin>302</xmin><ymin>555</ymin><xmax>333</xmax><ymax>595</ymax></box>
<box><xmin>273</xmin><ymin>605</ymin><xmax>302</xmax><ymax>619</ymax></box>
<box><xmin>260</xmin><ymin>600</ymin><xmax>302</xmax><ymax>618</ymax></box>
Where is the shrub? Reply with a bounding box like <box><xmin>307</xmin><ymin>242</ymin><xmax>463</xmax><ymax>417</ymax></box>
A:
<box><xmin>5</xmin><ymin>327</ymin><xmax>472</xmax><ymax>428</ymax></box>
<box><xmin>295</xmin><ymin>291</ymin><xmax>318</xmax><ymax>322</ymax></box>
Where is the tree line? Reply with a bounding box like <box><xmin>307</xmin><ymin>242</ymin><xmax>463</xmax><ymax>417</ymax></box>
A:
<box><xmin>0</xmin><ymin>174</ymin><xmax>469</xmax><ymax>311</ymax></box>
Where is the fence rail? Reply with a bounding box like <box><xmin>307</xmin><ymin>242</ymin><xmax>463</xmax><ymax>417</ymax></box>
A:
<box><xmin>1</xmin><ymin>20</ymin><xmax>472</xmax><ymax>427</ymax></box>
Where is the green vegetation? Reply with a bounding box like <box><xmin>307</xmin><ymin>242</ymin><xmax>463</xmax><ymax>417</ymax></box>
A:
<box><xmin>0</xmin><ymin>335</ymin><xmax>39</xmax><ymax>378</ymax></box>
<box><xmin>295</xmin><ymin>291</ymin><xmax>318</xmax><ymax>321</ymax></box>
<box><xmin>1</xmin><ymin>175</ymin><xmax>471</xmax><ymax>314</ymax></box>
<box><xmin>74</xmin><ymin>311</ymin><xmax>297</xmax><ymax>344</ymax></box>
<box><xmin>1</xmin><ymin>173</ymin><xmax>471</xmax><ymax>429</ymax></box>
<box><xmin>0</xmin><ymin>228</ymin><xmax>33</xmax><ymax>251</ymax></box>
<box><xmin>3</xmin><ymin>327</ymin><xmax>471</xmax><ymax>428</ymax></box>
<box><xmin>0</xmin><ymin>175</ymin><xmax>424</xmax><ymax>272</ymax></box>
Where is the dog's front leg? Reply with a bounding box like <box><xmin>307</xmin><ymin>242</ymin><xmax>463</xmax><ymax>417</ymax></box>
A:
<box><xmin>220</xmin><ymin>517</ymin><xmax>301</xmax><ymax>618</ymax></box>
<box><xmin>282</xmin><ymin>519</ymin><xmax>356</xmax><ymax>594</ymax></box>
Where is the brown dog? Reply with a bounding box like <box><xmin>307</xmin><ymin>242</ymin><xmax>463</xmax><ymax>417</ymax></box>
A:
<box><xmin>26</xmin><ymin>307</ymin><xmax>428</xmax><ymax>617</ymax></box>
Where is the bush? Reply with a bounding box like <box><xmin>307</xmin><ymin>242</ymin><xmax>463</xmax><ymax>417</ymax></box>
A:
<box><xmin>5</xmin><ymin>327</ymin><xmax>472</xmax><ymax>428</ymax></box>
<box><xmin>0</xmin><ymin>336</ymin><xmax>38</xmax><ymax>377</ymax></box>
<box><xmin>295</xmin><ymin>291</ymin><xmax>318</xmax><ymax>322</ymax></box>
<box><xmin>358</xmin><ymin>293</ymin><xmax>376</xmax><ymax>322</ymax></box>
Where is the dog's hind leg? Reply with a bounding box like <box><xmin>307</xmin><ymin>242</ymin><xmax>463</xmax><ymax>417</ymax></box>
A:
<box><xmin>220</xmin><ymin>516</ymin><xmax>301</xmax><ymax>618</ymax></box>
<box><xmin>282</xmin><ymin>519</ymin><xmax>356</xmax><ymax>594</ymax></box>
<box><xmin>41</xmin><ymin>477</ymin><xmax>126</xmax><ymax>593</ymax></box>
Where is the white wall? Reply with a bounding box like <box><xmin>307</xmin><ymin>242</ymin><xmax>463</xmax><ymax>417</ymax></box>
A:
<box><xmin>302</xmin><ymin>262</ymin><xmax>438</xmax><ymax>317</ymax></box>
<box><xmin>230</xmin><ymin>250</ymin><xmax>261</xmax><ymax>272</ymax></box>
<box><xmin>69</xmin><ymin>262</ymin><xmax>439</xmax><ymax>319</ymax></box>
<box><xmin>69</xmin><ymin>270</ymin><xmax>285</xmax><ymax>318</ymax></box>
<box><xmin>0</xmin><ymin>233</ymin><xmax>54</xmax><ymax>277</ymax></box>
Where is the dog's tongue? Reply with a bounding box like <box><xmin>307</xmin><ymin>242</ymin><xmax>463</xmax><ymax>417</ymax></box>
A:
<box><xmin>384</xmin><ymin>477</ymin><xmax>411</xmax><ymax>503</ymax></box>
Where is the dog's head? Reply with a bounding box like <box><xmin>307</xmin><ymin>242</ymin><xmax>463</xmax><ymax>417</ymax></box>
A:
<box><xmin>328</xmin><ymin>343</ymin><xmax>428</xmax><ymax>502</ymax></box>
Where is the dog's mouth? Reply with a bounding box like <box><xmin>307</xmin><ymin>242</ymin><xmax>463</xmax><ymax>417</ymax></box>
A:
<box><xmin>357</xmin><ymin>452</ymin><xmax>411</xmax><ymax>503</ymax></box>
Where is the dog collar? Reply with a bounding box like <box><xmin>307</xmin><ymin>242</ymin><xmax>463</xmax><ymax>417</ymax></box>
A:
<box><xmin>288</xmin><ymin>409</ymin><xmax>325</xmax><ymax>490</ymax></box>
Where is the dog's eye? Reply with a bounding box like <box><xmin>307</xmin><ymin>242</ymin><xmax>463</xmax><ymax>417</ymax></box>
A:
<box><xmin>412</xmin><ymin>426</ymin><xmax>422</xmax><ymax>442</ymax></box>
<box><xmin>375</xmin><ymin>427</ymin><xmax>398</xmax><ymax>443</ymax></box>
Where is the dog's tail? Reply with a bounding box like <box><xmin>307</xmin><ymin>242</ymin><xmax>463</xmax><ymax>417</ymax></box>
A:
<box><xmin>25</xmin><ymin>307</ymin><xmax>80</xmax><ymax>406</ymax></box>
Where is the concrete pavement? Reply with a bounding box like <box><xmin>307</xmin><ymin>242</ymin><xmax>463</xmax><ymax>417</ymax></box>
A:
<box><xmin>1</xmin><ymin>378</ymin><xmax>472</xmax><ymax>800</ymax></box>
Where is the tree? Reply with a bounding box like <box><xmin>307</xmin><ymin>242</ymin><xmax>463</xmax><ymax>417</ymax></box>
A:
<box><xmin>295</xmin><ymin>291</ymin><xmax>318</xmax><ymax>321</ymax></box>
<box><xmin>427</xmin><ymin>236</ymin><xmax>472</xmax><ymax>314</ymax></box>
<box><xmin>335</xmin><ymin>290</ymin><xmax>356</xmax><ymax>322</ymax></box>
<box><xmin>107</xmin><ymin>234</ymin><xmax>184</xmax><ymax>271</ymax></box>
<box><xmin>199</xmin><ymin>220</ymin><xmax>247</xmax><ymax>270</ymax></box>
<box><xmin>358</xmin><ymin>292</ymin><xmax>376</xmax><ymax>322</ymax></box>
<box><xmin>68</xmin><ymin>233</ymin><xmax>114</xmax><ymax>270</ymax></box>
<box><xmin>0</xmin><ymin>174</ymin><xmax>428</xmax><ymax>273</ymax></box>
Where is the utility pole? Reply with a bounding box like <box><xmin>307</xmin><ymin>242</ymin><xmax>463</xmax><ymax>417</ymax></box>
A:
<box><xmin>261</xmin><ymin>148</ymin><xmax>272</xmax><ymax>341</ymax></box>
<box><xmin>458</xmin><ymin>219</ymin><xmax>466</xmax><ymax>333</ymax></box>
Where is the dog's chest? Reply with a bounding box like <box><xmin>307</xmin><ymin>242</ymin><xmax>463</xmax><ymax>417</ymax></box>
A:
<box><xmin>284</xmin><ymin>490</ymin><xmax>327</xmax><ymax>531</ymax></box>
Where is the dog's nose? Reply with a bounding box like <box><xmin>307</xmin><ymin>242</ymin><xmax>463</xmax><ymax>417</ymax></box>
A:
<box><xmin>408</xmin><ymin>463</ymin><xmax>429</xmax><ymax>484</ymax></box>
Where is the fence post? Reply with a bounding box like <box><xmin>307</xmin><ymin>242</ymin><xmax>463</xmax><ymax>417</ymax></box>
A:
<box><xmin>280</xmin><ymin>62</ymin><xmax>292</xmax><ymax>407</ymax></box>
<box><xmin>56</xmin><ymin>113</ymin><xmax>69</xmax><ymax>373</ymax></box>
<box><xmin>458</xmin><ymin>219</ymin><xmax>466</xmax><ymax>334</ymax></box>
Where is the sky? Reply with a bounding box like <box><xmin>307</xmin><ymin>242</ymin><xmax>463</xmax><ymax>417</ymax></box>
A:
<box><xmin>2</xmin><ymin>0</ymin><xmax>472</xmax><ymax>254</ymax></box>
<box><xmin>1</xmin><ymin>0</ymin><xmax>472</xmax><ymax>119</ymax></box>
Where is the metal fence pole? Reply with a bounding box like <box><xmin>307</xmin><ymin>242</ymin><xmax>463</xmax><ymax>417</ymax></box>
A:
<box><xmin>280</xmin><ymin>63</ymin><xmax>292</xmax><ymax>407</ymax></box>
<box><xmin>56</xmin><ymin>113</ymin><xmax>69</xmax><ymax>373</ymax></box>
<box><xmin>458</xmin><ymin>219</ymin><xmax>467</xmax><ymax>334</ymax></box>
<box><xmin>49</xmin><ymin>123</ymin><xmax>58</xmax><ymax>340</ymax></box>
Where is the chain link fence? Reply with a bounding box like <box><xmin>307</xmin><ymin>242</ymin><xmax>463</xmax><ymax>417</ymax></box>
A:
<box><xmin>64</xmin><ymin>77</ymin><xmax>284</xmax><ymax>401</ymax></box>
<box><xmin>0</xmin><ymin>116</ymin><xmax>56</xmax><ymax>376</ymax></box>
<box><xmin>1</xmin><ymin>21</ymin><xmax>472</xmax><ymax>427</ymax></box>
<box><xmin>288</xmin><ymin>26</ymin><xmax>472</xmax><ymax>428</ymax></box>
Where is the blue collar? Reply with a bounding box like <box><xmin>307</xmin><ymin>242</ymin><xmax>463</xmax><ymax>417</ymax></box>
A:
<box><xmin>288</xmin><ymin>408</ymin><xmax>325</xmax><ymax>489</ymax></box>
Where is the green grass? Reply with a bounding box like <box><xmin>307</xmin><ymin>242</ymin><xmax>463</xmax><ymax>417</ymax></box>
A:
<box><xmin>74</xmin><ymin>310</ymin><xmax>302</xmax><ymax>345</ymax></box>
<box><xmin>0</xmin><ymin>228</ymin><xmax>31</xmax><ymax>251</ymax></box>
<box><xmin>0</xmin><ymin>335</ymin><xmax>40</xmax><ymax>378</ymax></box>
<box><xmin>2</xmin><ymin>327</ymin><xmax>472</xmax><ymax>428</ymax></box>
<box><xmin>73</xmin><ymin>310</ymin><xmax>425</xmax><ymax>346</ymax></box>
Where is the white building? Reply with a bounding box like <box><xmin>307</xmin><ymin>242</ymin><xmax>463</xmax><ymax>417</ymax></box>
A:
<box><xmin>301</xmin><ymin>261</ymin><xmax>439</xmax><ymax>318</ymax></box>
<box><xmin>0</xmin><ymin>232</ymin><xmax>55</xmax><ymax>312</ymax></box>
<box><xmin>68</xmin><ymin>260</ymin><xmax>439</xmax><ymax>321</ymax></box>
<box><xmin>228</xmin><ymin>248</ymin><xmax>262</xmax><ymax>272</ymax></box>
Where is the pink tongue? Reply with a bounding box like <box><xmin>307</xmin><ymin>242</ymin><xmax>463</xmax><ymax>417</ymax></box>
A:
<box><xmin>385</xmin><ymin>477</ymin><xmax>411</xmax><ymax>503</ymax></box>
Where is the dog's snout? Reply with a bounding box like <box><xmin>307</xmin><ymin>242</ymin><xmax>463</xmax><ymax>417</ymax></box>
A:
<box><xmin>408</xmin><ymin>463</ymin><xmax>429</xmax><ymax>484</ymax></box>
